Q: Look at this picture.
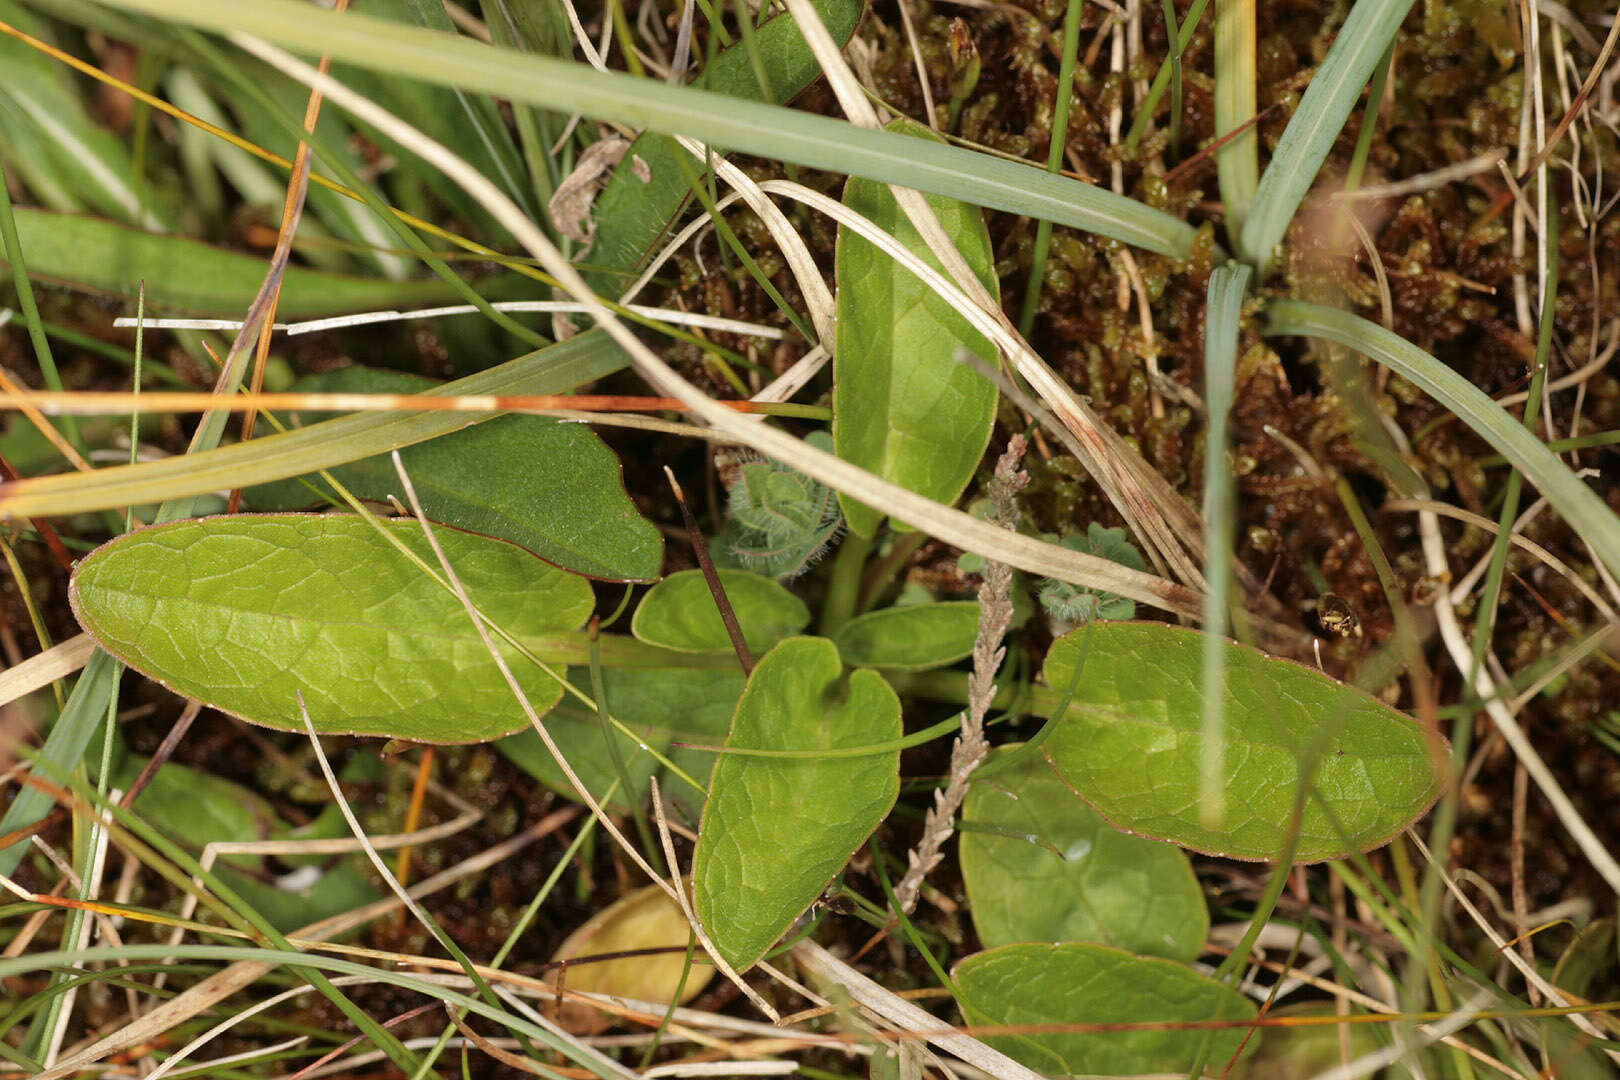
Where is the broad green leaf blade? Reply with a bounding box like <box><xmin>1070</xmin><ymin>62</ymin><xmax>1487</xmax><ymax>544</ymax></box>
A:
<box><xmin>1</xmin><ymin>207</ymin><xmax>530</xmax><ymax>316</ymax></box>
<box><xmin>960</xmin><ymin>746</ymin><xmax>1207</xmax><ymax>960</ymax></box>
<box><xmin>1042</xmin><ymin>623</ymin><xmax>1445</xmax><ymax>861</ymax></box>
<box><xmin>499</xmin><ymin>666</ymin><xmax>745</xmax><ymax>811</ymax></box>
<box><xmin>631</xmin><ymin>570</ymin><xmax>809</xmax><ymax>654</ymax></box>
<box><xmin>1266</xmin><ymin>301</ymin><xmax>1620</xmax><ymax>586</ymax></box>
<box><xmin>832</xmin><ymin>602</ymin><xmax>979</xmax><ymax>673</ymax></box>
<box><xmin>694</xmin><ymin>637</ymin><xmax>901</xmax><ymax>969</ymax></box>
<box><xmin>953</xmin><ymin>942</ymin><xmax>1257</xmax><ymax>1074</ymax></box>
<box><xmin>91</xmin><ymin>0</ymin><xmax>1204</xmax><ymax>258</ymax></box>
<box><xmin>68</xmin><ymin>514</ymin><xmax>594</xmax><ymax>742</ymax></box>
<box><xmin>0</xmin><ymin>329</ymin><xmax>629</xmax><ymax>519</ymax></box>
<box><xmin>584</xmin><ymin>0</ymin><xmax>862</xmax><ymax>295</ymax></box>
<box><xmin>834</xmin><ymin>119</ymin><xmax>999</xmax><ymax>539</ymax></box>
<box><xmin>1237</xmin><ymin>0</ymin><xmax>1415</xmax><ymax>267</ymax></box>
<box><xmin>244</xmin><ymin>367</ymin><xmax>662</xmax><ymax>581</ymax></box>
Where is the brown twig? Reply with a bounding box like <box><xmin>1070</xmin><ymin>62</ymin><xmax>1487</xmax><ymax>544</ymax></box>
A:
<box><xmin>665</xmin><ymin>466</ymin><xmax>754</xmax><ymax>676</ymax></box>
<box><xmin>227</xmin><ymin>0</ymin><xmax>350</xmax><ymax>513</ymax></box>
<box><xmin>118</xmin><ymin>700</ymin><xmax>201</xmax><ymax>809</ymax></box>
<box><xmin>892</xmin><ymin>436</ymin><xmax>1027</xmax><ymax>914</ymax></box>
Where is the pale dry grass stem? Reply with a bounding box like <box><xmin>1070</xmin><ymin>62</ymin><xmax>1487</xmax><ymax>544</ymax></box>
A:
<box><xmin>892</xmin><ymin>436</ymin><xmax>1026</xmax><ymax>915</ymax></box>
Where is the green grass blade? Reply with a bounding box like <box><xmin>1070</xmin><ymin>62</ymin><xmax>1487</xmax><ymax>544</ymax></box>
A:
<box><xmin>0</xmin><ymin>651</ymin><xmax>118</xmax><ymax>875</ymax></box>
<box><xmin>1015</xmin><ymin>0</ymin><xmax>1083</xmax><ymax>335</ymax></box>
<box><xmin>1123</xmin><ymin>0</ymin><xmax>1207</xmax><ymax>151</ymax></box>
<box><xmin>0</xmin><ymin>329</ymin><xmax>629</xmax><ymax>518</ymax></box>
<box><xmin>0</xmin><ymin>0</ymin><xmax>166</xmax><ymax>231</ymax></box>
<box><xmin>1199</xmin><ymin>261</ymin><xmax>1250</xmax><ymax>830</ymax></box>
<box><xmin>1264</xmin><ymin>301</ymin><xmax>1620</xmax><ymax>584</ymax></box>
<box><xmin>92</xmin><ymin>0</ymin><xmax>1202</xmax><ymax>258</ymax></box>
<box><xmin>1237</xmin><ymin>0</ymin><xmax>1416</xmax><ymax>268</ymax></box>
<box><xmin>1213</xmin><ymin>0</ymin><xmax>1257</xmax><ymax>237</ymax></box>
<box><xmin>3</xmin><ymin>206</ymin><xmax>532</xmax><ymax>317</ymax></box>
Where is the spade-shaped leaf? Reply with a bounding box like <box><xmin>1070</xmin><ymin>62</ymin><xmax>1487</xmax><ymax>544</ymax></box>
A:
<box><xmin>631</xmin><ymin>570</ymin><xmax>809</xmax><ymax>653</ymax></box>
<box><xmin>833</xmin><ymin>119</ymin><xmax>999</xmax><ymax>539</ymax></box>
<box><xmin>69</xmin><ymin>514</ymin><xmax>594</xmax><ymax>742</ymax></box>
<box><xmin>694</xmin><ymin>637</ymin><xmax>900</xmax><ymax>970</ymax></box>
<box><xmin>244</xmin><ymin>367</ymin><xmax>662</xmax><ymax>581</ymax></box>
<box><xmin>954</xmin><ymin>942</ymin><xmax>1257</xmax><ymax>1075</ymax></box>
<box><xmin>832</xmin><ymin>601</ymin><xmax>979</xmax><ymax>672</ymax></box>
<box><xmin>1042</xmin><ymin>623</ymin><xmax>1445</xmax><ymax>861</ymax></box>
<box><xmin>960</xmin><ymin>746</ymin><xmax>1206</xmax><ymax>959</ymax></box>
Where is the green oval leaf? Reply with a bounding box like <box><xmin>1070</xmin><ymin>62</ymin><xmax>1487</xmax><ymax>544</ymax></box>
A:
<box><xmin>832</xmin><ymin>602</ymin><xmax>979</xmax><ymax>672</ymax></box>
<box><xmin>244</xmin><ymin>367</ymin><xmax>662</xmax><ymax>581</ymax></box>
<box><xmin>833</xmin><ymin>119</ymin><xmax>1000</xmax><ymax>539</ymax></box>
<box><xmin>69</xmin><ymin>514</ymin><xmax>593</xmax><ymax>742</ymax></box>
<box><xmin>694</xmin><ymin>637</ymin><xmax>900</xmax><ymax>969</ymax></box>
<box><xmin>953</xmin><ymin>942</ymin><xmax>1256</xmax><ymax>1075</ymax></box>
<box><xmin>1043</xmin><ymin>622</ymin><xmax>1445</xmax><ymax>861</ymax></box>
<box><xmin>631</xmin><ymin>569</ymin><xmax>809</xmax><ymax>654</ymax></box>
<box><xmin>960</xmin><ymin>746</ymin><xmax>1207</xmax><ymax>960</ymax></box>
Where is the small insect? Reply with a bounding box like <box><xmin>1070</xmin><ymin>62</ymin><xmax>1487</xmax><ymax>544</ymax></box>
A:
<box><xmin>1316</xmin><ymin>593</ymin><xmax>1362</xmax><ymax>639</ymax></box>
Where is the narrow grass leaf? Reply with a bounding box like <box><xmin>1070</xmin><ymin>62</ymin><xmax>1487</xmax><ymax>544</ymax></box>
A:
<box><xmin>0</xmin><ymin>0</ymin><xmax>165</xmax><ymax>230</ymax></box>
<box><xmin>0</xmin><ymin>650</ymin><xmax>118</xmax><ymax>875</ymax></box>
<box><xmin>1198</xmin><ymin>261</ymin><xmax>1250</xmax><ymax>830</ymax></box>
<box><xmin>244</xmin><ymin>367</ymin><xmax>662</xmax><ymax>580</ymax></box>
<box><xmin>694</xmin><ymin>636</ymin><xmax>900</xmax><ymax>969</ymax></box>
<box><xmin>0</xmin><ymin>328</ymin><xmax>630</xmax><ymax>519</ymax></box>
<box><xmin>959</xmin><ymin>746</ymin><xmax>1207</xmax><ymax>959</ymax></box>
<box><xmin>1265</xmin><ymin>301</ymin><xmax>1620</xmax><ymax>584</ymax></box>
<box><xmin>1042</xmin><ymin>622</ymin><xmax>1445</xmax><ymax>861</ymax></box>
<box><xmin>332</xmin><ymin>0</ymin><xmax>535</xmax><ymax>227</ymax></box>
<box><xmin>91</xmin><ymin>0</ymin><xmax>1204</xmax><ymax>257</ymax></box>
<box><xmin>834</xmin><ymin>119</ymin><xmax>999</xmax><ymax>538</ymax></box>
<box><xmin>0</xmin><ymin>206</ymin><xmax>530</xmax><ymax>316</ymax></box>
<box><xmin>1237</xmin><ymin>0</ymin><xmax>1416</xmax><ymax>267</ymax></box>
<box><xmin>1212</xmin><ymin>0</ymin><xmax>1258</xmax><ymax>235</ymax></box>
<box><xmin>187</xmin><ymin>57</ymin><xmax>411</xmax><ymax>276</ymax></box>
<box><xmin>831</xmin><ymin>601</ymin><xmax>980</xmax><ymax>673</ymax></box>
<box><xmin>585</xmin><ymin>0</ymin><xmax>862</xmax><ymax>296</ymax></box>
<box><xmin>68</xmin><ymin>514</ymin><xmax>595</xmax><ymax>742</ymax></box>
<box><xmin>631</xmin><ymin>569</ymin><xmax>809</xmax><ymax>654</ymax></box>
<box><xmin>953</xmin><ymin>942</ymin><xmax>1257</xmax><ymax>1074</ymax></box>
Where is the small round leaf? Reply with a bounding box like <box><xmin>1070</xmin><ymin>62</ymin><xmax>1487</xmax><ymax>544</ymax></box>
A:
<box><xmin>631</xmin><ymin>569</ymin><xmax>809</xmax><ymax>653</ymax></box>
<box><xmin>832</xmin><ymin>601</ymin><xmax>979</xmax><ymax>672</ymax></box>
